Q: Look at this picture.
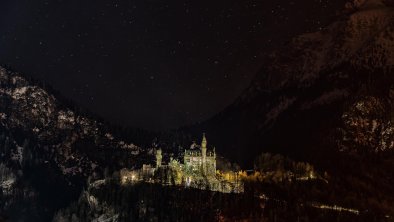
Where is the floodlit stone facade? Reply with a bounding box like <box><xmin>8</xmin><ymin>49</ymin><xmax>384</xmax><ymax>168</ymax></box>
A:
<box><xmin>121</xmin><ymin>134</ymin><xmax>244</xmax><ymax>193</ymax></box>
<box><xmin>183</xmin><ymin>133</ymin><xmax>216</xmax><ymax>177</ymax></box>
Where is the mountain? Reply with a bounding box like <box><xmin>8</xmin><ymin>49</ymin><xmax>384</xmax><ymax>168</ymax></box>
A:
<box><xmin>190</xmin><ymin>0</ymin><xmax>394</xmax><ymax>166</ymax></box>
<box><xmin>0</xmin><ymin>66</ymin><xmax>153</xmax><ymax>221</ymax></box>
<box><xmin>182</xmin><ymin>1</ymin><xmax>394</xmax><ymax>215</ymax></box>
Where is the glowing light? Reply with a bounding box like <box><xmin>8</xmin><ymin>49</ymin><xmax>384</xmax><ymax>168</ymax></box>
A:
<box><xmin>186</xmin><ymin>177</ymin><xmax>192</xmax><ymax>186</ymax></box>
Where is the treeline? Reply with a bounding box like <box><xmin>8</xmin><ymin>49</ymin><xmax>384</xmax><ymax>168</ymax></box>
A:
<box><xmin>0</xmin><ymin>126</ymin><xmax>82</xmax><ymax>222</ymax></box>
<box><xmin>242</xmin><ymin>151</ymin><xmax>394</xmax><ymax>220</ymax></box>
<box><xmin>243</xmin><ymin>152</ymin><xmax>319</xmax><ymax>184</ymax></box>
<box><xmin>53</xmin><ymin>179</ymin><xmax>375</xmax><ymax>222</ymax></box>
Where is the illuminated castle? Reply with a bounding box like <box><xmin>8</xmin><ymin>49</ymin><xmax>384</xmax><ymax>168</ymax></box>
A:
<box><xmin>182</xmin><ymin>133</ymin><xmax>216</xmax><ymax>176</ymax></box>
<box><xmin>122</xmin><ymin>133</ymin><xmax>243</xmax><ymax>193</ymax></box>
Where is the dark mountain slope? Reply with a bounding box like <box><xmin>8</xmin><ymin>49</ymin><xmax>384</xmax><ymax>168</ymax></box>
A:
<box><xmin>190</xmin><ymin>0</ymin><xmax>394</xmax><ymax>167</ymax></box>
<box><xmin>0</xmin><ymin>67</ymin><xmax>152</xmax><ymax>220</ymax></box>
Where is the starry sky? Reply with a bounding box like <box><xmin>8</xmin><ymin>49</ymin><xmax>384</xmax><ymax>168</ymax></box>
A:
<box><xmin>0</xmin><ymin>0</ymin><xmax>345</xmax><ymax>130</ymax></box>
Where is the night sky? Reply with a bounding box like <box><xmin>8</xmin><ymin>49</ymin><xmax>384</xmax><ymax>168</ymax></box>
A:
<box><xmin>0</xmin><ymin>0</ymin><xmax>345</xmax><ymax>130</ymax></box>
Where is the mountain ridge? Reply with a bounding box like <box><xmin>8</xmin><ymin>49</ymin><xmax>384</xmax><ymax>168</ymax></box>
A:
<box><xmin>187</xmin><ymin>0</ymin><xmax>394</xmax><ymax>166</ymax></box>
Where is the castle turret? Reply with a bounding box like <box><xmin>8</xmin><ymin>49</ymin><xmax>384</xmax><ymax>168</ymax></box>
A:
<box><xmin>156</xmin><ymin>149</ymin><xmax>162</xmax><ymax>168</ymax></box>
<box><xmin>201</xmin><ymin>133</ymin><xmax>207</xmax><ymax>159</ymax></box>
<box><xmin>201</xmin><ymin>133</ymin><xmax>207</xmax><ymax>174</ymax></box>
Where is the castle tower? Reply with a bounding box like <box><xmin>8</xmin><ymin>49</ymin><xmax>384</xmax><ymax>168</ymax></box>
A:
<box><xmin>156</xmin><ymin>149</ymin><xmax>162</xmax><ymax>168</ymax></box>
<box><xmin>201</xmin><ymin>133</ymin><xmax>207</xmax><ymax>174</ymax></box>
<box><xmin>201</xmin><ymin>133</ymin><xmax>207</xmax><ymax>159</ymax></box>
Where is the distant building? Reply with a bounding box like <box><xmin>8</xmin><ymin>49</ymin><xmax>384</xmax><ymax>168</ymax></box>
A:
<box><xmin>121</xmin><ymin>134</ymin><xmax>243</xmax><ymax>193</ymax></box>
